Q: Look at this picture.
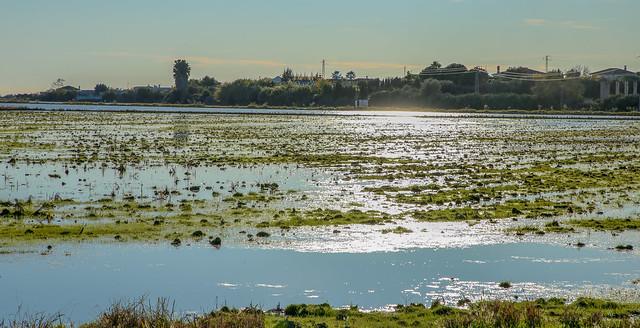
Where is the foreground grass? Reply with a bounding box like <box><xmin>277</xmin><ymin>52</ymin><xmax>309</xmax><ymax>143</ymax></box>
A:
<box><xmin>3</xmin><ymin>298</ymin><xmax>640</xmax><ymax>328</ymax></box>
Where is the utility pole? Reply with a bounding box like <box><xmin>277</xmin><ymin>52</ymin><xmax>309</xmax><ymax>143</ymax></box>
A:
<box><xmin>322</xmin><ymin>59</ymin><xmax>326</xmax><ymax>79</ymax></box>
<box><xmin>474</xmin><ymin>70</ymin><xmax>480</xmax><ymax>94</ymax></box>
<box><xmin>637</xmin><ymin>56</ymin><xmax>640</xmax><ymax>111</ymax></box>
<box><xmin>544</xmin><ymin>55</ymin><xmax>551</xmax><ymax>73</ymax></box>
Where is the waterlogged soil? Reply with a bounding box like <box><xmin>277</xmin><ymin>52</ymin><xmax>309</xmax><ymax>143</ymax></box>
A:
<box><xmin>1</xmin><ymin>110</ymin><xmax>640</xmax><ymax>252</ymax></box>
<box><xmin>1</xmin><ymin>109</ymin><xmax>640</xmax><ymax>319</ymax></box>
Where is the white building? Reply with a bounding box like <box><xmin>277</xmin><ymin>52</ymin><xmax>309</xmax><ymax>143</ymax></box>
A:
<box><xmin>591</xmin><ymin>67</ymin><xmax>639</xmax><ymax>99</ymax></box>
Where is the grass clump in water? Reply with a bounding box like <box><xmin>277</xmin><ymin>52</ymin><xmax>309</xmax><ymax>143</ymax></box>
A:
<box><xmin>381</xmin><ymin>226</ymin><xmax>413</xmax><ymax>234</ymax></box>
<box><xmin>568</xmin><ymin>218</ymin><xmax>640</xmax><ymax>232</ymax></box>
<box><xmin>266</xmin><ymin>208</ymin><xmax>392</xmax><ymax>227</ymax></box>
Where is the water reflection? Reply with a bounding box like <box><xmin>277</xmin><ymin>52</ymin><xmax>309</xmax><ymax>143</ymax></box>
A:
<box><xmin>0</xmin><ymin>243</ymin><xmax>638</xmax><ymax>323</ymax></box>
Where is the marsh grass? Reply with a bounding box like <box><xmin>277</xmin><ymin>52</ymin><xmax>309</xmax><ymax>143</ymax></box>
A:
<box><xmin>81</xmin><ymin>298</ymin><xmax>264</xmax><ymax>328</ymax></box>
<box><xmin>0</xmin><ymin>310</ymin><xmax>66</xmax><ymax>328</ymax></box>
<box><xmin>4</xmin><ymin>298</ymin><xmax>640</xmax><ymax>328</ymax></box>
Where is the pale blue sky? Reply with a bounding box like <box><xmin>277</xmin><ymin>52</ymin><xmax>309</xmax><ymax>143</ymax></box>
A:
<box><xmin>0</xmin><ymin>0</ymin><xmax>638</xmax><ymax>94</ymax></box>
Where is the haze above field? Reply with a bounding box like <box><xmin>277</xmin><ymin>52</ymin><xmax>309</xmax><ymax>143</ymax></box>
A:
<box><xmin>1</xmin><ymin>0</ymin><xmax>638</xmax><ymax>94</ymax></box>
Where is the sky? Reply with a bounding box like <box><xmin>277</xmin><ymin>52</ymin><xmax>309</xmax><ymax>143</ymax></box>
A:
<box><xmin>0</xmin><ymin>0</ymin><xmax>638</xmax><ymax>94</ymax></box>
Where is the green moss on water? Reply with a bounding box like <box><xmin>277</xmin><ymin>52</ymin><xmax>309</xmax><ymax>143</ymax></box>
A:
<box><xmin>381</xmin><ymin>226</ymin><xmax>413</xmax><ymax>234</ymax></box>
<box><xmin>412</xmin><ymin>199</ymin><xmax>574</xmax><ymax>222</ymax></box>
<box><xmin>568</xmin><ymin>218</ymin><xmax>640</xmax><ymax>231</ymax></box>
<box><xmin>506</xmin><ymin>221</ymin><xmax>576</xmax><ymax>236</ymax></box>
<box><xmin>265</xmin><ymin>208</ymin><xmax>392</xmax><ymax>228</ymax></box>
<box><xmin>0</xmin><ymin>222</ymin><xmax>158</xmax><ymax>244</ymax></box>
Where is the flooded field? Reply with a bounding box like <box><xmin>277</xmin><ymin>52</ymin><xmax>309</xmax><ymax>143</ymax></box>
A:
<box><xmin>0</xmin><ymin>108</ymin><xmax>639</xmax><ymax>322</ymax></box>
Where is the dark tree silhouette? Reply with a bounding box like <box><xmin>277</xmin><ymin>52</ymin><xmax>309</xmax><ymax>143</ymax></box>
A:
<box><xmin>346</xmin><ymin>71</ymin><xmax>356</xmax><ymax>80</ymax></box>
<box><xmin>282</xmin><ymin>68</ymin><xmax>294</xmax><ymax>82</ymax></box>
<box><xmin>94</xmin><ymin>83</ymin><xmax>108</xmax><ymax>94</ymax></box>
<box><xmin>173</xmin><ymin>59</ymin><xmax>191</xmax><ymax>93</ymax></box>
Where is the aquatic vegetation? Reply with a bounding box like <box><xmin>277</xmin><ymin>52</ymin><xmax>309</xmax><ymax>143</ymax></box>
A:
<box><xmin>264</xmin><ymin>208</ymin><xmax>392</xmax><ymax>228</ymax></box>
<box><xmin>381</xmin><ymin>226</ymin><xmax>413</xmax><ymax>234</ymax></box>
<box><xmin>0</xmin><ymin>222</ymin><xmax>157</xmax><ymax>244</ymax></box>
<box><xmin>568</xmin><ymin>218</ymin><xmax>640</xmax><ymax>232</ymax></box>
<box><xmin>412</xmin><ymin>199</ymin><xmax>574</xmax><ymax>222</ymax></box>
<box><xmin>499</xmin><ymin>281</ymin><xmax>512</xmax><ymax>288</ymax></box>
<box><xmin>614</xmin><ymin>244</ymin><xmax>633</xmax><ymax>251</ymax></box>
<box><xmin>2</xmin><ymin>111</ymin><xmax>640</xmax><ymax>248</ymax></box>
<box><xmin>210</xmin><ymin>236</ymin><xmax>222</xmax><ymax>247</ymax></box>
<box><xmin>507</xmin><ymin>221</ymin><xmax>576</xmax><ymax>235</ymax></box>
<box><xmin>256</xmin><ymin>231</ymin><xmax>271</xmax><ymax>238</ymax></box>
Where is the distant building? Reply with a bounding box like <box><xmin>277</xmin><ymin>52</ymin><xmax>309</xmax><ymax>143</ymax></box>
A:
<box><xmin>355</xmin><ymin>99</ymin><xmax>369</xmax><ymax>108</ymax></box>
<box><xmin>271</xmin><ymin>74</ymin><xmax>321</xmax><ymax>86</ymax></box>
<box><xmin>419</xmin><ymin>66</ymin><xmax>468</xmax><ymax>77</ymax></box>
<box><xmin>505</xmin><ymin>67</ymin><xmax>545</xmax><ymax>75</ymax></box>
<box><xmin>132</xmin><ymin>85</ymin><xmax>172</xmax><ymax>94</ymax></box>
<box><xmin>341</xmin><ymin>77</ymin><xmax>376</xmax><ymax>87</ymax></box>
<box><xmin>591</xmin><ymin>67</ymin><xmax>639</xmax><ymax>99</ymax></box>
<box><xmin>76</xmin><ymin>90</ymin><xmax>102</xmax><ymax>102</ymax></box>
<box><xmin>58</xmin><ymin>86</ymin><xmax>80</xmax><ymax>92</ymax></box>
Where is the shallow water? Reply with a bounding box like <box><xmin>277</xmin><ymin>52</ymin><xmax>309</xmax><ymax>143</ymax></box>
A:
<box><xmin>1</xmin><ymin>163</ymin><xmax>322</xmax><ymax>203</ymax></box>
<box><xmin>2</xmin><ymin>102</ymin><xmax>640</xmax><ymax>120</ymax></box>
<box><xmin>0</xmin><ymin>242</ymin><xmax>638</xmax><ymax>323</ymax></box>
<box><xmin>1</xmin><ymin>107</ymin><xmax>640</xmax><ymax>322</ymax></box>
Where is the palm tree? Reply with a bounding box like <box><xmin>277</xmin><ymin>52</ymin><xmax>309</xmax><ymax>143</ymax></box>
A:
<box><xmin>173</xmin><ymin>59</ymin><xmax>191</xmax><ymax>93</ymax></box>
<box><xmin>427</xmin><ymin>61</ymin><xmax>442</xmax><ymax>70</ymax></box>
<box><xmin>346</xmin><ymin>71</ymin><xmax>356</xmax><ymax>80</ymax></box>
<box><xmin>331</xmin><ymin>71</ymin><xmax>342</xmax><ymax>81</ymax></box>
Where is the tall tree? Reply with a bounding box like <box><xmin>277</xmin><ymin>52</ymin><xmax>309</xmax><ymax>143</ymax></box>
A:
<box><xmin>94</xmin><ymin>83</ymin><xmax>108</xmax><ymax>94</ymax></box>
<box><xmin>200</xmin><ymin>76</ymin><xmax>219</xmax><ymax>87</ymax></box>
<box><xmin>282</xmin><ymin>68</ymin><xmax>294</xmax><ymax>82</ymax></box>
<box><xmin>51</xmin><ymin>78</ymin><xmax>65</xmax><ymax>90</ymax></box>
<box><xmin>173</xmin><ymin>59</ymin><xmax>191</xmax><ymax>96</ymax></box>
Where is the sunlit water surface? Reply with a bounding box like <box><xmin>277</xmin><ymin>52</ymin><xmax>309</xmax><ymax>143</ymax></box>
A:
<box><xmin>1</xmin><ymin>243</ymin><xmax>638</xmax><ymax>323</ymax></box>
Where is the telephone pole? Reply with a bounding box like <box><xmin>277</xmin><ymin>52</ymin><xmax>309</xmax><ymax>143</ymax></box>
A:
<box><xmin>474</xmin><ymin>70</ymin><xmax>480</xmax><ymax>94</ymax></box>
<box><xmin>322</xmin><ymin>59</ymin><xmax>326</xmax><ymax>79</ymax></box>
<box><xmin>637</xmin><ymin>56</ymin><xmax>640</xmax><ymax>111</ymax></box>
<box><xmin>544</xmin><ymin>55</ymin><xmax>551</xmax><ymax>73</ymax></box>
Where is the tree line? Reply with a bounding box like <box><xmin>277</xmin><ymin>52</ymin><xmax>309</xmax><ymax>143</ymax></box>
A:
<box><xmin>4</xmin><ymin>60</ymin><xmax>639</xmax><ymax>111</ymax></box>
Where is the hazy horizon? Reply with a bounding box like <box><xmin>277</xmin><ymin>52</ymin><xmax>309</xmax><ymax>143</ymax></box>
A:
<box><xmin>1</xmin><ymin>0</ymin><xmax>638</xmax><ymax>95</ymax></box>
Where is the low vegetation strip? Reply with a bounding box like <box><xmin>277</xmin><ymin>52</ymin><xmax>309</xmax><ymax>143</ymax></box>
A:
<box><xmin>3</xmin><ymin>298</ymin><xmax>640</xmax><ymax>328</ymax></box>
<box><xmin>568</xmin><ymin>218</ymin><xmax>640</xmax><ymax>231</ymax></box>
